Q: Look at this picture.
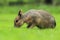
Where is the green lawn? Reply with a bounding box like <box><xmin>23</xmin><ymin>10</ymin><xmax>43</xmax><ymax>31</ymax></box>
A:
<box><xmin>0</xmin><ymin>5</ymin><xmax>60</xmax><ymax>40</ymax></box>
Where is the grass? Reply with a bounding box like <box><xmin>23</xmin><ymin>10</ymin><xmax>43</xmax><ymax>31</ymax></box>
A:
<box><xmin>0</xmin><ymin>5</ymin><xmax>60</xmax><ymax>40</ymax></box>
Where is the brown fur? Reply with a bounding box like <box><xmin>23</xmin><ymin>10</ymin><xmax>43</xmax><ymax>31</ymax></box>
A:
<box><xmin>14</xmin><ymin>9</ymin><xmax>56</xmax><ymax>29</ymax></box>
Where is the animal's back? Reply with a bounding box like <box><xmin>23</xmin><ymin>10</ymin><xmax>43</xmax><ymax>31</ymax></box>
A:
<box><xmin>24</xmin><ymin>9</ymin><xmax>52</xmax><ymax>22</ymax></box>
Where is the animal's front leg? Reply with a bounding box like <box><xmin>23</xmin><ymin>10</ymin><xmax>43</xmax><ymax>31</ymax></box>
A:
<box><xmin>27</xmin><ymin>23</ymin><xmax>35</xmax><ymax>28</ymax></box>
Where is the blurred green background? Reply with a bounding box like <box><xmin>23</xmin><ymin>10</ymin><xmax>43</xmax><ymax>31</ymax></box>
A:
<box><xmin>0</xmin><ymin>0</ymin><xmax>60</xmax><ymax>40</ymax></box>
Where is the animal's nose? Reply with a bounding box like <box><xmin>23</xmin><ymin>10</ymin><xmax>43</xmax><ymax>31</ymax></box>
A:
<box><xmin>14</xmin><ymin>24</ymin><xmax>16</xmax><ymax>27</ymax></box>
<box><xmin>14</xmin><ymin>25</ymin><xmax>17</xmax><ymax>28</ymax></box>
<box><xmin>14</xmin><ymin>24</ymin><xmax>20</xmax><ymax>28</ymax></box>
<box><xmin>14</xmin><ymin>25</ymin><xmax>20</xmax><ymax>28</ymax></box>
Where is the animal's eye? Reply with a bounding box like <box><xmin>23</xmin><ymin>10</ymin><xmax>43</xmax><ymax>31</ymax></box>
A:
<box><xmin>16</xmin><ymin>20</ymin><xmax>18</xmax><ymax>22</ymax></box>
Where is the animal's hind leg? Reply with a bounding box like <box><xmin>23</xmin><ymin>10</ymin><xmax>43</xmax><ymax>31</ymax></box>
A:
<box><xmin>36</xmin><ymin>25</ymin><xmax>43</xmax><ymax>29</ymax></box>
<box><xmin>36</xmin><ymin>25</ymin><xmax>46</xmax><ymax>29</ymax></box>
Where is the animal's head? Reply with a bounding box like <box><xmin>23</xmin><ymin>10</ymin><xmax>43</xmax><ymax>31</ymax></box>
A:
<box><xmin>14</xmin><ymin>10</ymin><xmax>24</xmax><ymax>27</ymax></box>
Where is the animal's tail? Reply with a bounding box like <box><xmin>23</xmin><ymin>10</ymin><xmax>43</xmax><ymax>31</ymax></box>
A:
<box><xmin>52</xmin><ymin>20</ymin><xmax>56</xmax><ymax>28</ymax></box>
<box><xmin>54</xmin><ymin>20</ymin><xmax>56</xmax><ymax>27</ymax></box>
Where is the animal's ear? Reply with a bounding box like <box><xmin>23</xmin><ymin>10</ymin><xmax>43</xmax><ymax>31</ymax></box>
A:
<box><xmin>18</xmin><ymin>10</ymin><xmax>22</xmax><ymax>17</ymax></box>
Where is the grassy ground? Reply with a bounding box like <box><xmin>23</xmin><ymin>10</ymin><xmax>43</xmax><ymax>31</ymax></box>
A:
<box><xmin>0</xmin><ymin>5</ymin><xmax>60</xmax><ymax>40</ymax></box>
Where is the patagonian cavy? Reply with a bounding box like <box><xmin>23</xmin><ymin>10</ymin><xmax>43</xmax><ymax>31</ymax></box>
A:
<box><xmin>14</xmin><ymin>9</ymin><xmax>56</xmax><ymax>29</ymax></box>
